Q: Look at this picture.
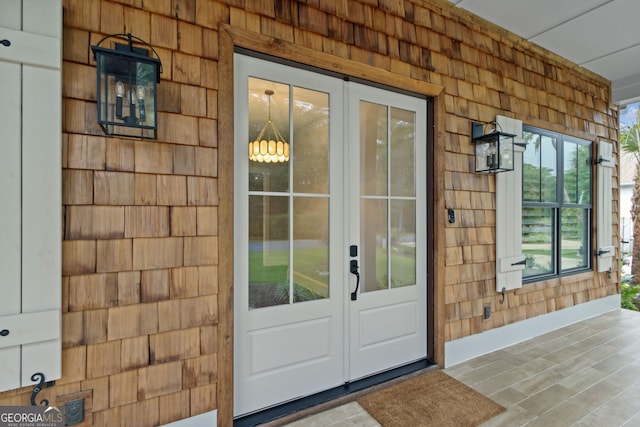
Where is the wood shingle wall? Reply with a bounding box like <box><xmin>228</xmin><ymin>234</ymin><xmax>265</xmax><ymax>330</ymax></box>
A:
<box><xmin>0</xmin><ymin>1</ymin><xmax>618</xmax><ymax>426</ymax></box>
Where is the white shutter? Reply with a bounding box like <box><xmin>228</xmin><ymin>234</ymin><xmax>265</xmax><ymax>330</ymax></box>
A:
<box><xmin>0</xmin><ymin>0</ymin><xmax>62</xmax><ymax>391</ymax></box>
<box><xmin>596</xmin><ymin>141</ymin><xmax>615</xmax><ymax>272</ymax></box>
<box><xmin>495</xmin><ymin>116</ymin><xmax>525</xmax><ymax>292</ymax></box>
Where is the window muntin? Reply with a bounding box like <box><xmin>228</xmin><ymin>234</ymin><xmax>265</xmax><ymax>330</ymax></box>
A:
<box><xmin>522</xmin><ymin>126</ymin><xmax>592</xmax><ymax>280</ymax></box>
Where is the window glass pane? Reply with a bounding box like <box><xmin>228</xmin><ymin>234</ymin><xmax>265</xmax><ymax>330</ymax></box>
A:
<box><xmin>577</xmin><ymin>144</ymin><xmax>591</xmax><ymax>204</ymax></box>
<box><xmin>248</xmin><ymin>195</ymin><xmax>290</xmax><ymax>309</ymax></box>
<box><xmin>248</xmin><ymin>78</ymin><xmax>290</xmax><ymax>192</ymax></box>
<box><xmin>390</xmin><ymin>107</ymin><xmax>415</xmax><ymax>197</ymax></box>
<box><xmin>292</xmin><ymin>197</ymin><xmax>329</xmax><ymax>302</ymax></box>
<box><xmin>360</xmin><ymin>101</ymin><xmax>388</xmax><ymax>196</ymax></box>
<box><xmin>523</xmin><ymin>132</ymin><xmax>557</xmax><ymax>203</ymax></box>
<box><xmin>523</xmin><ymin>131</ymin><xmax>541</xmax><ymax>202</ymax></box>
<box><xmin>293</xmin><ymin>87</ymin><xmax>329</xmax><ymax>194</ymax></box>
<box><xmin>522</xmin><ymin>207</ymin><xmax>554</xmax><ymax>276</ymax></box>
<box><xmin>390</xmin><ymin>200</ymin><xmax>416</xmax><ymax>288</ymax></box>
<box><xmin>563</xmin><ymin>141</ymin><xmax>578</xmax><ymax>203</ymax></box>
<box><xmin>361</xmin><ymin>199</ymin><xmax>388</xmax><ymax>292</ymax></box>
<box><xmin>561</xmin><ymin>208</ymin><xmax>589</xmax><ymax>270</ymax></box>
<box><xmin>540</xmin><ymin>135</ymin><xmax>557</xmax><ymax>202</ymax></box>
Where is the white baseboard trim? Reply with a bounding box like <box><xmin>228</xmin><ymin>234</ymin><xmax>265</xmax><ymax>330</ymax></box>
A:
<box><xmin>444</xmin><ymin>294</ymin><xmax>621</xmax><ymax>368</ymax></box>
<box><xmin>161</xmin><ymin>410</ymin><xmax>217</xmax><ymax>427</ymax></box>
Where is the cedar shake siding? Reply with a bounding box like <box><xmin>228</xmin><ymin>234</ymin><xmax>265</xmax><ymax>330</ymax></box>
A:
<box><xmin>0</xmin><ymin>1</ymin><xmax>618</xmax><ymax>426</ymax></box>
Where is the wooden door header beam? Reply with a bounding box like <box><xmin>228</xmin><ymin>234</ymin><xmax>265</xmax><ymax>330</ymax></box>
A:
<box><xmin>220</xmin><ymin>24</ymin><xmax>444</xmax><ymax>98</ymax></box>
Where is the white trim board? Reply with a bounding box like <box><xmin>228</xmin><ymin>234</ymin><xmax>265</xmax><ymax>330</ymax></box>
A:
<box><xmin>161</xmin><ymin>410</ymin><xmax>217</xmax><ymax>427</ymax></box>
<box><xmin>444</xmin><ymin>295</ymin><xmax>621</xmax><ymax>367</ymax></box>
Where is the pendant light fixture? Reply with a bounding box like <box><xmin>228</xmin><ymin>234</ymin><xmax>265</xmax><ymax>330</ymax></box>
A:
<box><xmin>249</xmin><ymin>89</ymin><xmax>290</xmax><ymax>163</ymax></box>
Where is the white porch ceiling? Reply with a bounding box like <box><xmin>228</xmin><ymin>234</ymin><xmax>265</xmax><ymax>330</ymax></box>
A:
<box><xmin>448</xmin><ymin>0</ymin><xmax>640</xmax><ymax>106</ymax></box>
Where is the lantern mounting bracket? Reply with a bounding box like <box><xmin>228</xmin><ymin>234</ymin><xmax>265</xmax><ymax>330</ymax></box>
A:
<box><xmin>93</xmin><ymin>33</ymin><xmax>163</xmax><ymax>77</ymax></box>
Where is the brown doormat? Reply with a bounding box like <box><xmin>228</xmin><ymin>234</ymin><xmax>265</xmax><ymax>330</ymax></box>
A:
<box><xmin>357</xmin><ymin>370</ymin><xmax>505</xmax><ymax>427</ymax></box>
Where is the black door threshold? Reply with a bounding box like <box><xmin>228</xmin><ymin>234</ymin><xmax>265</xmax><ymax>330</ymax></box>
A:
<box><xmin>234</xmin><ymin>359</ymin><xmax>435</xmax><ymax>427</ymax></box>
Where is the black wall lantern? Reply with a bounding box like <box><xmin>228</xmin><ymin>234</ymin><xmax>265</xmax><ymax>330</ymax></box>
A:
<box><xmin>91</xmin><ymin>33</ymin><xmax>162</xmax><ymax>139</ymax></box>
<box><xmin>471</xmin><ymin>121</ymin><xmax>516</xmax><ymax>173</ymax></box>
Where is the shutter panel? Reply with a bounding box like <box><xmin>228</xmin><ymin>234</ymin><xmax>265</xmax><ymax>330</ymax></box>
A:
<box><xmin>0</xmin><ymin>0</ymin><xmax>62</xmax><ymax>391</ymax></box>
<box><xmin>495</xmin><ymin>116</ymin><xmax>525</xmax><ymax>291</ymax></box>
<box><xmin>596</xmin><ymin>141</ymin><xmax>615</xmax><ymax>272</ymax></box>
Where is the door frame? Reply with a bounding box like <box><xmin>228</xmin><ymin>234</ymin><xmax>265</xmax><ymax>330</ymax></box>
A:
<box><xmin>233</xmin><ymin>60</ymin><xmax>429</xmax><ymax>415</ymax></box>
<box><xmin>217</xmin><ymin>24</ymin><xmax>444</xmax><ymax>425</ymax></box>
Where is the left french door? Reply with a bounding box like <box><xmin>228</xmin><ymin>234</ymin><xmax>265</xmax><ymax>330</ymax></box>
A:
<box><xmin>233</xmin><ymin>54</ymin><xmax>346</xmax><ymax>416</ymax></box>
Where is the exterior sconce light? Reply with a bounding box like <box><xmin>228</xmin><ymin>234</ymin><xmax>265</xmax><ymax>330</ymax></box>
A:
<box><xmin>471</xmin><ymin>121</ymin><xmax>516</xmax><ymax>173</ymax></box>
<box><xmin>91</xmin><ymin>33</ymin><xmax>162</xmax><ymax>139</ymax></box>
<box><xmin>249</xmin><ymin>90</ymin><xmax>290</xmax><ymax>163</ymax></box>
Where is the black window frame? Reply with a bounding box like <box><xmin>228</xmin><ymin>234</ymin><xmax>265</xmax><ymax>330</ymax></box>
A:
<box><xmin>522</xmin><ymin>125</ymin><xmax>593</xmax><ymax>283</ymax></box>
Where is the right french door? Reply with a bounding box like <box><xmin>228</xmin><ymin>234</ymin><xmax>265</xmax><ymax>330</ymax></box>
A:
<box><xmin>347</xmin><ymin>83</ymin><xmax>427</xmax><ymax>380</ymax></box>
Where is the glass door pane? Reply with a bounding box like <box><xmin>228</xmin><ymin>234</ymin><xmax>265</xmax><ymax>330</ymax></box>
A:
<box><xmin>293</xmin><ymin>197</ymin><xmax>329</xmax><ymax>299</ymax></box>
<box><xmin>390</xmin><ymin>107</ymin><xmax>416</xmax><ymax>197</ymax></box>
<box><xmin>390</xmin><ymin>199</ymin><xmax>416</xmax><ymax>288</ymax></box>
<box><xmin>248</xmin><ymin>195</ymin><xmax>289</xmax><ymax>309</ymax></box>
<box><xmin>360</xmin><ymin>198</ymin><xmax>388</xmax><ymax>292</ymax></box>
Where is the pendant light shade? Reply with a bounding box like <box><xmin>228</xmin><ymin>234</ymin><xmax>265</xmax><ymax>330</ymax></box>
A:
<box><xmin>249</xmin><ymin>90</ymin><xmax>290</xmax><ymax>163</ymax></box>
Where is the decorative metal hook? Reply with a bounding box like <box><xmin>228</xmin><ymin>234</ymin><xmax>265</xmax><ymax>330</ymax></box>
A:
<box><xmin>499</xmin><ymin>287</ymin><xmax>506</xmax><ymax>305</ymax></box>
<box><xmin>30</xmin><ymin>373</ymin><xmax>50</xmax><ymax>407</ymax></box>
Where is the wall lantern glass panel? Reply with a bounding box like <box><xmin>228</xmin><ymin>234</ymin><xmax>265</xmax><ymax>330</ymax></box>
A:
<box><xmin>91</xmin><ymin>33</ymin><xmax>162</xmax><ymax>139</ymax></box>
<box><xmin>472</xmin><ymin>121</ymin><xmax>516</xmax><ymax>173</ymax></box>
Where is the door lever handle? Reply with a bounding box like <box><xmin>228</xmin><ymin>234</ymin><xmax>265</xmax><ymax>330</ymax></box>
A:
<box><xmin>350</xmin><ymin>260</ymin><xmax>360</xmax><ymax>300</ymax></box>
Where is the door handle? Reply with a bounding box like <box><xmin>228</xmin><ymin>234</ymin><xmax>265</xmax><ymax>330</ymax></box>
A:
<box><xmin>350</xmin><ymin>260</ymin><xmax>360</xmax><ymax>300</ymax></box>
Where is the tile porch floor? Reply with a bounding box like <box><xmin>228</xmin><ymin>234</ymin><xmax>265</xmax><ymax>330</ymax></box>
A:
<box><xmin>265</xmin><ymin>309</ymin><xmax>640</xmax><ymax>426</ymax></box>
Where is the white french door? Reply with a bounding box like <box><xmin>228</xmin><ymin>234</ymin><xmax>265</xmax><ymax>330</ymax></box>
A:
<box><xmin>233</xmin><ymin>54</ymin><xmax>427</xmax><ymax>416</ymax></box>
<box><xmin>347</xmin><ymin>84</ymin><xmax>427</xmax><ymax>380</ymax></box>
